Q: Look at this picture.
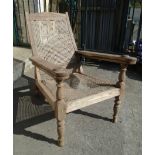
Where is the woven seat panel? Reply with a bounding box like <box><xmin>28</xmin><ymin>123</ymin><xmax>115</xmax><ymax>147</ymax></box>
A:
<box><xmin>30</xmin><ymin>13</ymin><xmax>77</xmax><ymax>67</ymax></box>
<box><xmin>41</xmin><ymin>73</ymin><xmax>116</xmax><ymax>103</ymax></box>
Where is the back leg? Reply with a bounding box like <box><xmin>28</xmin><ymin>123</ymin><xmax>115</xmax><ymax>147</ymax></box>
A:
<box><xmin>113</xmin><ymin>96</ymin><xmax>121</xmax><ymax>123</ymax></box>
<box><xmin>33</xmin><ymin>84</ymin><xmax>40</xmax><ymax>95</ymax></box>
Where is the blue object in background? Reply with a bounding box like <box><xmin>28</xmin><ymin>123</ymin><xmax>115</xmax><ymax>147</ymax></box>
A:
<box><xmin>136</xmin><ymin>39</ymin><xmax>142</xmax><ymax>64</ymax></box>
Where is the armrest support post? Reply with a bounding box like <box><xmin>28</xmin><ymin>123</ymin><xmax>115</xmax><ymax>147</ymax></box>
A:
<box><xmin>113</xmin><ymin>64</ymin><xmax>128</xmax><ymax>123</ymax></box>
<box><xmin>55</xmin><ymin>78</ymin><xmax>66</xmax><ymax>147</ymax></box>
<box><xmin>116</xmin><ymin>64</ymin><xmax>128</xmax><ymax>97</ymax></box>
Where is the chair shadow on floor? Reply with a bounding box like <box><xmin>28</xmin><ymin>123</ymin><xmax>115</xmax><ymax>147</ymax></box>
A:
<box><xmin>13</xmin><ymin>74</ymin><xmax>113</xmax><ymax>145</ymax></box>
<box><xmin>72</xmin><ymin>110</ymin><xmax>113</xmax><ymax>122</ymax></box>
<box><xmin>13</xmin><ymin>75</ymin><xmax>58</xmax><ymax>145</ymax></box>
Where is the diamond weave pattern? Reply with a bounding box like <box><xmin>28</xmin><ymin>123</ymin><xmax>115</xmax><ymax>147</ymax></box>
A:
<box><xmin>31</xmin><ymin>16</ymin><xmax>76</xmax><ymax>66</ymax></box>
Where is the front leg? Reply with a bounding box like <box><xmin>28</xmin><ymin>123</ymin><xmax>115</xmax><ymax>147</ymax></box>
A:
<box><xmin>113</xmin><ymin>64</ymin><xmax>127</xmax><ymax>123</ymax></box>
<box><xmin>57</xmin><ymin>117</ymin><xmax>65</xmax><ymax>146</ymax></box>
<box><xmin>113</xmin><ymin>96</ymin><xmax>121</xmax><ymax>123</ymax></box>
<box><xmin>55</xmin><ymin>79</ymin><xmax>66</xmax><ymax>147</ymax></box>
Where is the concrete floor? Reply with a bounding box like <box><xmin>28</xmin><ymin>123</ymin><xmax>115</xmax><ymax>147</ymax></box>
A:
<box><xmin>13</xmin><ymin>60</ymin><xmax>141</xmax><ymax>155</ymax></box>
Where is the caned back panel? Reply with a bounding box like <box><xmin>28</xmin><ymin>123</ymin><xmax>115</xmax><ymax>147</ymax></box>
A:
<box><xmin>26</xmin><ymin>12</ymin><xmax>77</xmax><ymax>66</ymax></box>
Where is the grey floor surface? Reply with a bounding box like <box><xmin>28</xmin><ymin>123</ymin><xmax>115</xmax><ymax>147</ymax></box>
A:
<box><xmin>13</xmin><ymin>62</ymin><xmax>141</xmax><ymax>155</ymax></box>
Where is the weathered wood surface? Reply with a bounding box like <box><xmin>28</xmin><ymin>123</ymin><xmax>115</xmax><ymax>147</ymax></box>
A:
<box><xmin>113</xmin><ymin>64</ymin><xmax>128</xmax><ymax>123</ymax></box>
<box><xmin>113</xmin><ymin>96</ymin><xmax>121</xmax><ymax>123</ymax></box>
<box><xmin>76</xmin><ymin>50</ymin><xmax>137</xmax><ymax>64</ymax></box>
<box><xmin>26</xmin><ymin>12</ymin><xmax>77</xmax><ymax>68</ymax></box>
<box><xmin>25</xmin><ymin>12</ymin><xmax>136</xmax><ymax>147</ymax></box>
<box><xmin>66</xmin><ymin>88</ymin><xmax>120</xmax><ymax>113</ymax></box>
<box><xmin>30</xmin><ymin>56</ymin><xmax>69</xmax><ymax>78</ymax></box>
<box><xmin>55</xmin><ymin>79</ymin><xmax>66</xmax><ymax>146</ymax></box>
<box><xmin>29</xmin><ymin>11</ymin><xmax>66</xmax><ymax>20</ymax></box>
<box><xmin>36</xmin><ymin>80</ymin><xmax>55</xmax><ymax>109</ymax></box>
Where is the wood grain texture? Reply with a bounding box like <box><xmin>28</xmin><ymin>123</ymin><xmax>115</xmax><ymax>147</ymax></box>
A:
<box><xmin>113</xmin><ymin>64</ymin><xmax>128</xmax><ymax>123</ymax></box>
<box><xmin>65</xmin><ymin>12</ymin><xmax>77</xmax><ymax>51</ymax></box>
<box><xmin>116</xmin><ymin>64</ymin><xmax>128</xmax><ymax>96</ymax></box>
<box><xmin>55</xmin><ymin>80</ymin><xmax>66</xmax><ymax>147</ymax></box>
<box><xmin>66</xmin><ymin>88</ymin><xmax>120</xmax><ymax>113</ymax></box>
<box><xmin>36</xmin><ymin>80</ymin><xmax>56</xmax><ymax>109</ymax></box>
<box><xmin>35</xmin><ymin>67</ymin><xmax>41</xmax><ymax>80</ymax></box>
<box><xmin>57</xmin><ymin>120</ymin><xmax>65</xmax><ymax>147</ymax></box>
<box><xmin>25</xmin><ymin>12</ymin><xmax>37</xmax><ymax>55</ymax></box>
<box><xmin>30</xmin><ymin>56</ymin><xmax>69</xmax><ymax>79</ymax></box>
<box><xmin>25</xmin><ymin>12</ymin><xmax>135</xmax><ymax>147</ymax></box>
<box><xmin>76</xmin><ymin>50</ymin><xmax>137</xmax><ymax>64</ymax></box>
<box><xmin>113</xmin><ymin>96</ymin><xmax>121</xmax><ymax>123</ymax></box>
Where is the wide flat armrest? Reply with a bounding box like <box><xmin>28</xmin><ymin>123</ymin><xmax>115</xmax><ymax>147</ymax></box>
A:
<box><xmin>76</xmin><ymin>50</ymin><xmax>137</xmax><ymax>64</ymax></box>
<box><xmin>30</xmin><ymin>56</ymin><xmax>69</xmax><ymax>79</ymax></box>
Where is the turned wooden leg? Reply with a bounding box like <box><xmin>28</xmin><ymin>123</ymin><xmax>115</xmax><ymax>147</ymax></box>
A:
<box><xmin>113</xmin><ymin>64</ymin><xmax>127</xmax><ymax>123</ymax></box>
<box><xmin>113</xmin><ymin>96</ymin><xmax>121</xmax><ymax>123</ymax></box>
<box><xmin>57</xmin><ymin>119</ymin><xmax>65</xmax><ymax>146</ymax></box>
<box><xmin>56</xmin><ymin>79</ymin><xmax>66</xmax><ymax>147</ymax></box>
<box><xmin>55</xmin><ymin>101</ymin><xmax>65</xmax><ymax>147</ymax></box>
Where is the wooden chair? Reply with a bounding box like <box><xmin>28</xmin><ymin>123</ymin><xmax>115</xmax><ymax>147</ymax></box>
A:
<box><xmin>26</xmin><ymin>12</ymin><xmax>137</xmax><ymax>147</ymax></box>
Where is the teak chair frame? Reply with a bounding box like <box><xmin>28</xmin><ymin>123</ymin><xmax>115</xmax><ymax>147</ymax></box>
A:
<box><xmin>26</xmin><ymin>12</ymin><xmax>137</xmax><ymax>147</ymax></box>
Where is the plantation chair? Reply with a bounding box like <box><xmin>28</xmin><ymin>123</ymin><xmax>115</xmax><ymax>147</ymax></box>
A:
<box><xmin>26</xmin><ymin>12</ymin><xmax>137</xmax><ymax>147</ymax></box>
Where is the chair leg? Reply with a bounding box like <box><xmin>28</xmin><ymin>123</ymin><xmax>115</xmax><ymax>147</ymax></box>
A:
<box><xmin>113</xmin><ymin>96</ymin><xmax>121</xmax><ymax>123</ymax></box>
<box><xmin>55</xmin><ymin>79</ymin><xmax>66</xmax><ymax>146</ymax></box>
<box><xmin>55</xmin><ymin>105</ymin><xmax>66</xmax><ymax>146</ymax></box>
<box><xmin>57</xmin><ymin>119</ymin><xmax>65</xmax><ymax>147</ymax></box>
<box><xmin>55</xmin><ymin>100</ymin><xmax>66</xmax><ymax>147</ymax></box>
<box><xmin>113</xmin><ymin>64</ymin><xmax>127</xmax><ymax>123</ymax></box>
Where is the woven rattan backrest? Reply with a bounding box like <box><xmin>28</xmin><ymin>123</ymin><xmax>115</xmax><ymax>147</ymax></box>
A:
<box><xmin>26</xmin><ymin>12</ymin><xmax>77</xmax><ymax>66</ymax></box>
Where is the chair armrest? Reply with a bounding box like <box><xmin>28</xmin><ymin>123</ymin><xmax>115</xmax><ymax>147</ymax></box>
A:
<box><xmin>30</xmin><ymin>56</ymin><xmax>69</xmax><ymax>79</ymax></box>
<box><xmin>76</xmin><ymin>50</ymin><xmax>137</xmax><ymax>64</ymax></box>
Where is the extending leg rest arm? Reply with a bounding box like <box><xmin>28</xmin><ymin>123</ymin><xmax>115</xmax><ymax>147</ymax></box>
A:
<box><xmin>76</xmin><ymin>50</ymin><xmax>137</xmax><ymax>64</ymax></box>
<box><xmin>76</xmin><ymin>50</ymin><xmax>137</xmax><ymax>123</ymax></box>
